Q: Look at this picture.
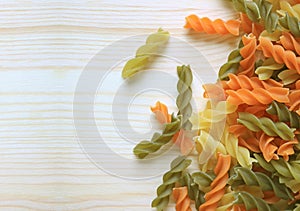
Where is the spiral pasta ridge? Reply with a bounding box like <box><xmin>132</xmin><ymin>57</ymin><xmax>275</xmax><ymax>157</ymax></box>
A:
<box><xmin>255</xmin><ymin>58</ymin><xmax>285</xmax><ymax>80</ymax></box>
<box><xmin>122</xmin><ymin>28</ymin><xmax>170</xmax><ymax>78</ymax></box>
<box><xmin>266</xmin><ymin>101</ymin><xmax>300</xmax><ymax>129</ymax></box>
<box><xmin>226</xmin><ymin>87</ymin><xmax>290</xmax><ymax>106</ymax></box>
<box><xmin>133</xmin><ymin>114</ymin><xmax>181</xmax><ymax>158</ymax></box>
<box><xmin>199</xmin><ymin>153</ymin><xmax>231</xmax><ymax>211</ymax></box>
<box><xmin>239</xmin><ymin>33</ymin><xmax>257</xmax><ymax>76</ymax></box>
<box><xmin>218</xmin><ymin>48</ymin><xmax>243</xmax><ymax>80</ymax></box>
<box><xmin>258</xmin><ymin>36</ymin><xmax>300</xmax><ymax>74</ymax></box>
<box><xmin>228</xmin><ymin>167</ymin><xmax>293</xmax><ymax>200</ymax></box>
<box><xmin>152</xmin><ymin>156</ymin><xmax>192</xmax><ymax>211</ymax></box>
<box><xmin>172</xmin><ymin>187</ymin><xmax>192</xmax><ymax>211</ymax></box>
<box><xmin>234</xmin><ymin>191</ymin><xmax>278</xmax><ymax>211</ymax></box>
<box><xmin>278</xmin><ymin>69</ymin><xmax>300</xmax><ymax>85</ymax></box>
<box><xmin>237</xmin><ymin>112</ymin><xmax>296</xmax><ymax>140</ymax></box>
<box><xmin>184</xmin><ymin>14</ymin><xmax>240</xmax><ymax>36</ymax></box>
<box><xmin>223</xmin><ymin>73</ymin><xmax>283</xmax><ymax>90</ymax></box>
<box><xmin>258</xmin><ymin>132</ymin><xmax>279</xmax><ymax>161</ymax></box>
<box><xmin>279</xmin><ymin>32</ymin><xmax>300</xmax><ymax>55</ymax></box>
<box><xmin>276</xmin><ymin>138</ymin><xmax>299</xmax><ymax>161</ymax></box>
<box><xmin>176</xmin><ymin>65</ymin><xmax>193</xmax><ymax>130</ymax></box>
<box><xmin>254</xmin><ymin>154</ymin><xmax>300</xmax><ymax>185</ymax></box>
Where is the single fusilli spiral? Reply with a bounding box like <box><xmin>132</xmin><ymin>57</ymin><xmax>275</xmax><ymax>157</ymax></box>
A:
<box><xmin>278</xmin><ymin>69</ymin><xmax>300</xmax><ymax>85</ymax></box>
<box><xmin>232</xmin><ymin>0</ymin><xmax>279</xmax><ymax>32</ymax></box>
<box><xmin>184</xmin><ymin>14</ymin><xmax>240</xmax><ymax>36</ymax></box>
<box><xmin>199</xmin><ymin>153</ymin><xmax>231</xmax><ymax>211</ymax></box>
<box><xmin>258</xmin><ymin>36</ymin><xmax>300</xmax><ymax>74</ymax></box>
<box><xmin>226</xmin><ymin>87</ymin><xmax>290</xmax><ymax>106</ymax></box>
<box><xmin>238</xmin><ymin>33</ymin><xmax>257</xmax><ymax>76</ymax></box>
<box><xmin>223</xmin><ymin>73</ymin><xmax>283</xmax><ymax>90</ymax></box>
<box><xmin>133</xmin><ymin>114</ymin><xmax>181</xmax><ymax>158</ymax></box>
<box><xmin>266</xmin><ymin>101</ymin><xmax>300</xmax><ymax>129</ymax></box>
<box><xmin>122</xmin><ymin>28</ymin><xmax>170</xmax><ymax>78</ymax></box>
<box><xmin>237</xmin><ymin>112</ymin><xmax>296</xmax><ymax>140</ymax></box>
<box><xmin>255</xmin><ymin>58</ymin><xmax>285</xmax><ymax>80</ymax></box>
<box><xmin>233</xmin><ymin>191</ymin><xmax>278</xmax><ymax>211</ymax></box>
<box><xmin>279</xmin><ymin>12</ymin><xmax>300</xmax><ymax>37</ymax></box>
<box><xmin>228</xmin><ymin>167</ymin><xmax>293</xmax><ymax>200</ymax></box>
<box><xmin>254</xmin><ymin>154</ymin><xmax>300</xmax><ymax>183</ymax></box>
<box><xmin>218</xmin><ymin>48</ymin><xmax>243</xmax><ymax>80</ymax></box>
<box><xmin>152</xmin><ymin>156</ymin><xmax>192</xmax><ymax>211</ymax></box>
<box><xmin>176</xmin><ymin>65</ymin><xmax>193</xmax><ymax>130</ymax></box>
<box><xmin>172</xmin><ymin>187</ymin><xmax>192</xmax><ymax>211</ymax></box>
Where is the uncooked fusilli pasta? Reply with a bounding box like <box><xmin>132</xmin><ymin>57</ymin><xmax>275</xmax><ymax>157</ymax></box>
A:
<box><xmin>184</xmin><ymin>14</ymin><xmax>240</xmax><ymax>36</ymax></box>
<box><xmin>237</xmin><ymin>112</ymin><xmax>296</xmax><ymax>140</ymax></box>
<box><xmin>122</xmin><ymin>28</ymin><xmax>170</xmax><ymax>78</ymax></box>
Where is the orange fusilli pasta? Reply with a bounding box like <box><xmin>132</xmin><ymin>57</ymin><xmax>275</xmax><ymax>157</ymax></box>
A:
<box><xmin>172</xmin><ymin>186</ymin><xmax>192</xmax><ymax>211</ymax></box>
<box><xmin>238</xmin><ymin>33</ymin><xmax>257</xmax><ymax>77</ymax></box>
<box><xmin>258</xmin><ymin>132</ymin><xmax>279</xmax><ymax>162</ymax></box>
<box><xmin>222</xmin><ymin>73</ymin><xmax>283</xmax><ymax>91</ymax></box>
<box><xmin>279</xmin><ymin>32</ymin><xmax>300</xmax><ymax>55</ymax></box>
<box><xmin>199</xmin><ymin>153</ymin><xmax>231</xmax><ymax>211</ymax></box>
<box><xmin>226</xmin><ymin>87</ymin><xmax>290</xmax><ymax>106</ymax></box>
<box><xmin>150</xmin><ymin>101</ymin><xmax>171</xmax><ymax>124</ymax></box>
<box><xmin>185</xmin><ymin>14</ymin><xmax>240</xmax><ymax>36</ymax></box>
<box><xmin>289</xmin><ymin>81</ymin><xmax>300</xmax><ymax>115</ymax></box>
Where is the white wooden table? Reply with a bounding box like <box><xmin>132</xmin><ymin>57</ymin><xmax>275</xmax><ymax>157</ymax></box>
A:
<box><xmin>0</xmin><ymin>0</ymin><xmax>238</xmax><ymax>210</ymax></box>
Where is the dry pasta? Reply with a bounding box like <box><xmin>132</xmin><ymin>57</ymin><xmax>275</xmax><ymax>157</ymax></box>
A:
<box><xmin>185</xmin><ymin>14</ymin><xmax>240</xmax><ymax>36</ymax></box>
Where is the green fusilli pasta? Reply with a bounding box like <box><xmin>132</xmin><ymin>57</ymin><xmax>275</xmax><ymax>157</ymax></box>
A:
<box><xmin>234</xmin><ymin>191</ymin><xmax>278</xmax><ymax>211</ymax></box>
<box><xmin>237</xmin><ymin>112</ymin><xmax>296</xmax><ymax>140</ymax></box>
<box><xmin>232</xmin><ymin>0</ymin><xmax>279</xmax><ymax>32</ymax></box>
<box><xmin>181</xmin><ymin>172</ymin><xmax>206</xmax><ymax>209</ymax></box>
<box><xmin>122</xmin><ymin>28</ymin><xmax>170</xmax><ymax>78</ymax></box>
<box><xmin>176</xmin><ymin>65</ymin><xmax>193</xmax><ymax>130</ymax></box>
<box><xmin>279</xmin><ymin>13</ymin><xmax>300</xmax><ymax>37</ymax></box>
<box><xmin>232</xmin><ymin>0</ymin><xmax>261</xmax><ymax>22</ymax></box>
<box><xmin>152</xmin><ymin>156</ymin><xmax>192</xmax><ymax>211</ymax></box>
<box><xmin>133</xmin><ymin>114</ymin><xmax>181</xmax><ymax>158</ymax></box>
<box><xmin>255</xmin><ymin>58</ymin><xmax>285</xmax><ymax>80</ymax></box>
<box><xmin>278</xmin><ymin>69</ymin><xmax>300</xmax><ymax>85</ymax></box>
<box><xmin>228</xmin><ymin>167</ymin><xmax>293</xmax><ymax>200</ymax></box>
<box><xmin>218</xmin><ymin>48</ymin><xmax>243</xmax><ymax>80</ymax></box>
<box><xmin>254</xmin><ymin>154</ymin><xmax>300</xmax><ymax>183</ymax></box>
<box><xmin>266</xmin><ymin>101</ymin><xmax>300</xmax><ymax>129</ymax></box>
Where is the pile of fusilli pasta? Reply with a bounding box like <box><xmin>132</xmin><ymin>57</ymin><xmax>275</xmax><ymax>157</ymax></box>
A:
<box><xmin>123</xmin><ymin>0</ymin><xmax>300</xmax><ymax>210</ymax></box>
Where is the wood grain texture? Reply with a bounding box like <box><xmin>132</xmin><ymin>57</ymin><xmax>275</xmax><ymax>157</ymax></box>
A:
<box><xmin>0</xmin><ymin>0</ymin><xmax>239</xmax><ymax>210</ymax></box>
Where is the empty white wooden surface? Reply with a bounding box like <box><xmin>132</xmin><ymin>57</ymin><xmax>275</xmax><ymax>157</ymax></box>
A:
<box><xmin>0</xmin><ymin>0</ymin><xmax>239</xmax><ymax>210</ymax></box>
